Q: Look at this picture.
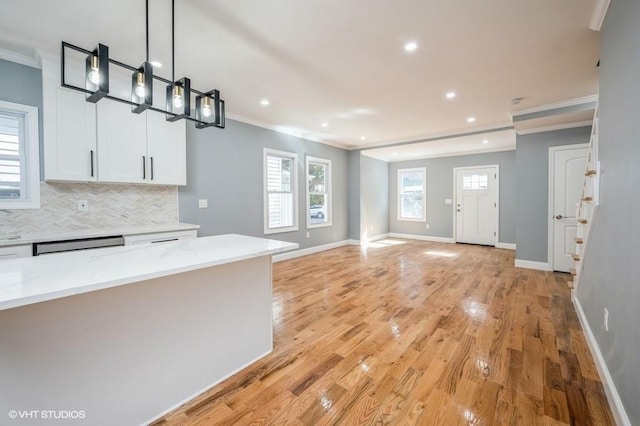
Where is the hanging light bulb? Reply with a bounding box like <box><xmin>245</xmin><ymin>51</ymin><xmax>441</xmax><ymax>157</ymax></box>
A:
<box><xmin>202</xmin><ymin>96</ymin><xmax>212</xmax><ymax>117</ymax></box>
<box><xmin>134</xmin><ymin>71</ymin><xmax>146</xmax><ymax>99</ymax></box>
<box><xmin>87</xmin><ymin>55</ymin><xmax>100</xmax><ymax>85</ymax></box>
<box><xmin>172</xmin><ymin>85</ymin><xmax>183</xmax><ymax>109</ymax></box>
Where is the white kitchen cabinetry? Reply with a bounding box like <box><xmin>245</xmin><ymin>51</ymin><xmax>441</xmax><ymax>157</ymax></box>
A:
<box><xmin>123</xmin><ymin>230</ymin><xmax>197</xmax><ymax>246</ymax></box>
<box><xmin>97</xmin><ymin>100</ymin><xmax>147</xmax><ymax>184</ymax></box>
<box><xmin>0</xmin><ymin>244</ymin><xmax>32</xmax><ymax>260</ymax></box>
<box><xmin>42</xmin><ymin>56</ymin><xmax>186</xmax><ymax>186</ymax></box>
<box><xmin>43</xmin><ymin>70</ymin><xmax>98</xmax><ymax>182</ymax></box>
<box><xmin>146</xmin><ymin>111</ymin><xmax>187</xmax><ymax>185</ymax></box>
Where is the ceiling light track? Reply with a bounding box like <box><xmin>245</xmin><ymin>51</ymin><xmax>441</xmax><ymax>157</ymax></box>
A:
<box><xmin>60</xmin><ymin>0</ymin><xmax>225</xmax><ymax>129</ymax></box>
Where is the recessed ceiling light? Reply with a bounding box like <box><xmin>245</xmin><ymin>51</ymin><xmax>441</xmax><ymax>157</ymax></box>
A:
<box><xmin>482</xmin><ymin>140</ymin><xmax>489</xmax><ymax>144</ymax></box>
<box><xmin>150</xmin><ymin>61</ymin><xmax>162</xmax><ymax>68</ymax></box>
<box><xmin>467</xmin><ymin>117</ymin><xmax>476</xmax><ymax>123</ymax></box>
<box><xmin>260</xmin><ymin>99</ymin><xmax>270</xmax><ymax>106</ymax></box>
<box><xmin>360</xmin><ymin>136</ymin><xmax>366</xmax><ymax>141</ymax></box>
<box><xmin>446</xmin><ymin>91</ymin><xmax>456</xmax><ymax>99</ymax></box>
<box><xmin>392</xmin><ymin>152</ymin><xmax>398</xmax><ymax>156</ymax></box>
<box><xmin>321</xmin><ymin>122</ymin><xmax>328</xmax><ymax>127</ymax></box>
<box><xmin>404</xmin><ymin>42</ymin><xmax>418</xmax><ymax>52</ymax></box>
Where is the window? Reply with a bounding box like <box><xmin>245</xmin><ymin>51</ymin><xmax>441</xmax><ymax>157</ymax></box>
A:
<box><xmin>463</xmin><ymin>174</ymin><xmax>488</xmax><ymax>190</ymax></box>
<box><xmin>264</xmin><ymin>148</ymin><xmax>298</xmax><ymax>234</ymax></box>
<box><xmin>306</xmin><ymin>156</ymin><xmax>332</xmax><ymax>228</ymax></box>
<box><xmin>0</xmin><ymin>100</ymin><xmax>40</xmax><ymax>209</ymax></box>
<box><xmin>397</xmin><ymin>167</ymin><xmax>426</xmax><ymax>221</ymax></box>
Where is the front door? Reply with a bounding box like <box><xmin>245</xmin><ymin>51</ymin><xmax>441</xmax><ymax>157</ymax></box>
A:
<box><xmin>552</xmin><ymin>146</ymin><xmax>588</xmax><ymax>272</ymax></box>
<box><xmin>455</xmin><ymin>166</ymin><xmax>498</xmax><ymax>246</ymax></box>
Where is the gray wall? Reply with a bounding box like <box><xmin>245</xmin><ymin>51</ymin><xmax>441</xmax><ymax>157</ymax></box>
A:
<box><xmin>515</xmin><ymin>126</ymin><xmax>591</xmax><ymax>262</ymax></box>
<box><xmin>389</xmin><ymin>150</ymin><xmax>516</xmax><ymax>244</ymax></box>
<box><xmin>360</xmin><ymin>154</ymin><xmax>389</xmax><ymax>239</ymax></box>
<box><xmin>576</xmin><ymin>0</ymin><xmax>640</xmax><ymax>423</ymax></box>
<box><xmin>348</xmin><ymin>150</ymin><xmax>361</xmax><ymax>240</ymax></box>
<box><xmin>0</xmin><ymin>58</ymin><xmax>44</xmax><ymax>178</ymax></box>
<box><xmin>179</xmin><ymin>119</ymin><xmax>349</xmax><ymax>249</ymax></box>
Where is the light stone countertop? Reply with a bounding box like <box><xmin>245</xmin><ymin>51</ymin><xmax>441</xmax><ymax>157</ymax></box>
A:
<box><xmin>0</xmin><ymin>222</ymin><xmax>200</xmax><ymax>247</ymax></box>
<box><xmin>0</xmin><ymin>234</ymin><xmax>298</xmax><ymax>311</ymax></box>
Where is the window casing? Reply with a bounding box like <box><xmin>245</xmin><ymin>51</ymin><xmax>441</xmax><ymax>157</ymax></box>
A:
<box><xmin>306</xmin><ymin>156</ymin><xmax>332</xmax><ymax>229</ymax></box>
<box><xmin>0</xmin><ymin>100</ymin><xmax>40</xmax><ymax>209</ymax></box>
<box><xmin>264</xmin><ymin>148</ymin><xmax>298</xmax><ymax>234</ymax></box>
<box><xmin>397</xmin><ymin>167</ymin><xmax>426</xmax><ymax>221</ymax></box>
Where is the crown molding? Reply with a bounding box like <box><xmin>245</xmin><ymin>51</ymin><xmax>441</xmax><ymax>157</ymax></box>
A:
<box><xmin>224</xmin><ymin>113</ymin><xmax>350</xmax><ymax>150</ymax></box>
<box><xmin>0</xmin><ymin>46</ymin><xmax>40</xmax><ymax>69</ymax></box>
<box><xmin>511</xmin><ymin>95</ymin><xmax>598</xmax><ymax>118</ymax></box>
<box><xmin>515</xmin><ymin>120</ymin><xmax>593</xmax><ymax>135</ymax></box>
<box><xmin>352</xmin><ymin>122</ymin><xmax>514</xmax><ymax>151</ymax></box>
<box><xmin>589</xmin><ymin>0</ymin><xmax>611</xmax><ymax>31</ymax></box>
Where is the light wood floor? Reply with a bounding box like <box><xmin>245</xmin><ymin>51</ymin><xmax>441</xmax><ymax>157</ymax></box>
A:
<box><xmin>154</xmin><ymin>239</ymin><xmax>614</xmax><ymax>425</ymax></box>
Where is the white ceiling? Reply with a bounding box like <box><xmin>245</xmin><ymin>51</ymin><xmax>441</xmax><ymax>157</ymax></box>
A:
<box><xmin>0</xmin><ymin>0</ymin><xmax>600</xmax><ymax>151</ymax></box>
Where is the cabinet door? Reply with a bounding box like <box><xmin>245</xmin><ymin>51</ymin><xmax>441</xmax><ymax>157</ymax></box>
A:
<box><xmin>146</xmin><ymin>111</ymin><xmax>187</xmax><ymax>185</ymax></box>
<box><xmin>97</xmin><ymin>99</ymin><xmax>147</xmax><ymax>183</ymax></box>
<box><xmin>45</xmin><ymin>88</ymin><xmax>97</xmax><ymax>181</ymax></box>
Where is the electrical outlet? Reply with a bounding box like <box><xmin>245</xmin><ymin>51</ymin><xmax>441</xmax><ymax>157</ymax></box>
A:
<box><xmin>78</xmin><ymin>200</ymin><xmax>88</xmax><ymax>212</ymax></box>
<box><xmin>306</xmin><ymin>231</ymin><xmax>310</xmax><ymax>239</ymax></box>
<box><xmin>198</xmin><ymin>199</ymin><xmax>208</xmax><ymax>209</ymax></box>
<box><xmin>426</xmin><ymin>223</ymin><xmax>430</xmax><ymax>229</ymax></box>
<box><xmin>604</xmin><ymin>308</ymin><xmax>609</xmax><ymax>332</ymax></box>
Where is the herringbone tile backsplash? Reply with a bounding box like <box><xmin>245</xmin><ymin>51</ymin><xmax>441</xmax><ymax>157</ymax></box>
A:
<box><xmin>0</xmin><ymin>182</ymin><xmax>178</xmax><ymax>235</ymax></box>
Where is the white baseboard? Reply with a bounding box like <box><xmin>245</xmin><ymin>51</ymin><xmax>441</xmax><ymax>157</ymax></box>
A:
<box><xmin>572</xmin><ymin>294</ymin><xmax>631</xmax><ymax>426</ymax></box>
<box><xmin>388</xmin><ymin>233</ymin><xmax>455</xmax><ymax>243</ymax></box>
<box><xmin>144</xmin><ymin>348</ymin><xmax>273</xmax><ymax>425</ymax></box>
<box><xmin>363</xmin><ymin>233</ymin><xmax>390</xmax><ymax>244</ymax></box>
<box><xmin>347</xmin><ymin>239</ymin><xmax>360</xmax><ymax>245</ymax></box>
<box><xmin>496</xmin><ymin>242</ymin><xmax>516</xmax><ymax>250</ymax></box>
<box><xmin>272</xmin><ymin>240</ymin><xmax>351</xmax><ymax>262</ymax></box>
<box><xmin>514</xmin><ymin>259</ymin><xmax>551</xmax><ymax>271</ymax></box>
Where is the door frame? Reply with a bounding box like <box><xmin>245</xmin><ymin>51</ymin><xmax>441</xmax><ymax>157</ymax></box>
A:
<box><xmin>547</xmin><ymin>144</ymin><xmax>589</xmax><ymax>270</ymax></box>
<box><xmin>452</xmin><ymin>164</ymin><xmax>500</xmax><ymax>246</ymax></box>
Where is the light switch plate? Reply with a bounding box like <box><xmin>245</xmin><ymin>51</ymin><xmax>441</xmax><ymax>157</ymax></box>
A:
<box><xmin>198</xmin><ymin>199</ymin><xmax>208</xmax><ymax>209</ymax></box>
<box><xmin>445</xmin><ymin>198</ymin><xmax>453</xmax><ymax>204</ymax></box>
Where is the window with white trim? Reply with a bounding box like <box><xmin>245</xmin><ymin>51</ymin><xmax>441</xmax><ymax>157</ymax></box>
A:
<box><xmin>264</xmin><ymin>148</ymin><xmax>298</xmax><ymax>234</ymax></box>
<box><xmin>397</xmin><ymin>167</ymin><xmax>426</xmax><ymax>221</ymax></box>
<box><xmin>306</xmin><ymin>156</ymin><xmax>331</xmax><ymax>228</ymax></box>
<box><xmin>0</xmin><ymin>100</ymin><xmax>40</xmax><ymax>209</ymax></box>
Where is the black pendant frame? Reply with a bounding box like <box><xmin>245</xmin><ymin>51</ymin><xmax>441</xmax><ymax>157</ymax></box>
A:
<box><xmin>166</xmin><ymin>77</ymin><xmax>191</xmax><ymax>122</ymax></box>
<box><xmin>131</xmin><ymin>61</ymin><xmax>153</xmax><ymax>113</ymax></box>
<box><xmin>85</xmin><ymin>43</ymin><xmax>109</xmax><ymax>103</ymax></box>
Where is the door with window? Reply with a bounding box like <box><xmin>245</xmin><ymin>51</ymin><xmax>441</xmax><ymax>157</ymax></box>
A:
<box><xmin>551</xmin><ymin>145</ymin><xmax>588</xmax><ymax>272</ymax></box>
<box><xmin>455</xmin><ymin>166</ymin><xmax>498</xmax><ymax>246</ymax></box>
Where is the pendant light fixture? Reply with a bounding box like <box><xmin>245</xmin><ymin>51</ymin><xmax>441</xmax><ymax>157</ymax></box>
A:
<box><xmin>60</xmin><ymin>0</ymin><xmax>226</xmax><ymax>129</ymax></box>
<box><xmin>84</xmin><ymin>44</ymin><xmax>109</xmax><ymax>103</ymax></box>
<box><xmin>166</xmin><ymin>0</ymin><xmax>190</xmax><ymax>121</ymax></box>
<box><xmin>131</xmin><ymin>0</ymin><xmax>153</xmax><ymax>113</ymax></box>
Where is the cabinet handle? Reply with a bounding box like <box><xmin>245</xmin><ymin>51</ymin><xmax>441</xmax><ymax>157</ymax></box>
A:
<box><xmin>150</xmin><ymin>157</ymin><xmax>154</xmax><ymax>181</ymax></box>
<box><xmin>90</xmin><ymin>150</ymin><xmax>94</xmax><ymax>177</ymax></box>
<box><xmin>142</xmin><ymin>156</ymin><xmax>146</xmax><ymax>180</ymax></box>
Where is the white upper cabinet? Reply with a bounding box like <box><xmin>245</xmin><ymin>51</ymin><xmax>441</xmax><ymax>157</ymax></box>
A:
<box><xmin>43</xmin><ymin>58</ymin><xmax>97</xmax><ymax>182</ymax></box>
<box><xmin>146</xmin><ymin>112</ymin><xmax>186</xmax><ymax>185</ymax></box>
<box><xmin>41</xmin><ymin>55</ymin><xmax>187</xmax><ymax>186</ymax></box>
<box><xmin>97</xmin><ymin>99</ymin><xmax>147</xmax><ymax>183</ymax></box>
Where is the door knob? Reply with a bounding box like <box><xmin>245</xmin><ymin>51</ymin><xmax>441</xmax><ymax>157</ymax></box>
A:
<box><xmin>555</xmin><ymin>215</ymin><xmax>563</xmax><ymax>220</ymax></box>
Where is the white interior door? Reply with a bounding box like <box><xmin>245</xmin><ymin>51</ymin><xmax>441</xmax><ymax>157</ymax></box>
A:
<box><xmin>455</xmin><ymin>166</ymin><xmax>497</xmax><ymax>246</ymax></box>
<box><xmin>552</xmin><ymin>146</ymin><xmax>588</xmax><ymax>272</ymax></box>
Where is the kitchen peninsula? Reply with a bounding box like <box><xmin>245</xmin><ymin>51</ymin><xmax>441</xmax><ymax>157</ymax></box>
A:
<box><xmin>0</xmin><ymin>234</ymin><xmax>297</xmax><ymax>425</ymax></box>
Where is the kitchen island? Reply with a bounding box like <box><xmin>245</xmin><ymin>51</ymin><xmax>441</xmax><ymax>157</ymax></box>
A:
<box><xmin>0</xmin><ymin>234</ymin><xmax>297</xmax><ymax>425</ymax></box>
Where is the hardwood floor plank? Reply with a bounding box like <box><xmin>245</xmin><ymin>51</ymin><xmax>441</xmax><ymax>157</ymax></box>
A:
<box><xmin>155</xmin><ymin>240</ymin><xmax>614</xmax><ymax>426</ymax></box>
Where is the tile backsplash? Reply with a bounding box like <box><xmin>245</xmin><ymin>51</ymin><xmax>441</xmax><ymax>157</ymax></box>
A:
<box><xmin>0</xmin><ymin>182</ymin><xmax>178</xmax><ymax>235</ymax></box>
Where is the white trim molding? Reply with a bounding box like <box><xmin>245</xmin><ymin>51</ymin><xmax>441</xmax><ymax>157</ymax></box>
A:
<box><xmin>496</xmin><ymin>243</ymin><xmax>516</xmax><ymax>250</ymax></box>
<box><xmin>272</xmin><ymin>240</ymin><xmax>351</xmax><ymax>262</ymax></box>
<box><xmin>515</xmin><ymin>120</ymin><xmax>594</xmax><ymax>136</ymax></box>
<box><xmin>514</xmin><ymin>259</ymin><xmax>551</xmax><ymax>271</ymax></box>
<box><xmin>572</xmin><ymin>294</ymin><xmax>632</xmax><ymax>426</ymax></box>
<box><xmin>511</xmin><ymin>95</ymin><xmax>599</xmax><ymax>117</ymax></box>
<box><xmin>362</xmin><ymin>233</ymin><xmax>390</xmax><ymax>245</ymax></box>
<box><xmin>589</xmin><ymin>0</ymin><xmax>611</xmax><ymax>31</ymax></box>
<box><xmin>388</xmin><ymin>233</ymin><xmax>455</xmax><ymax>244</ymax></box>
